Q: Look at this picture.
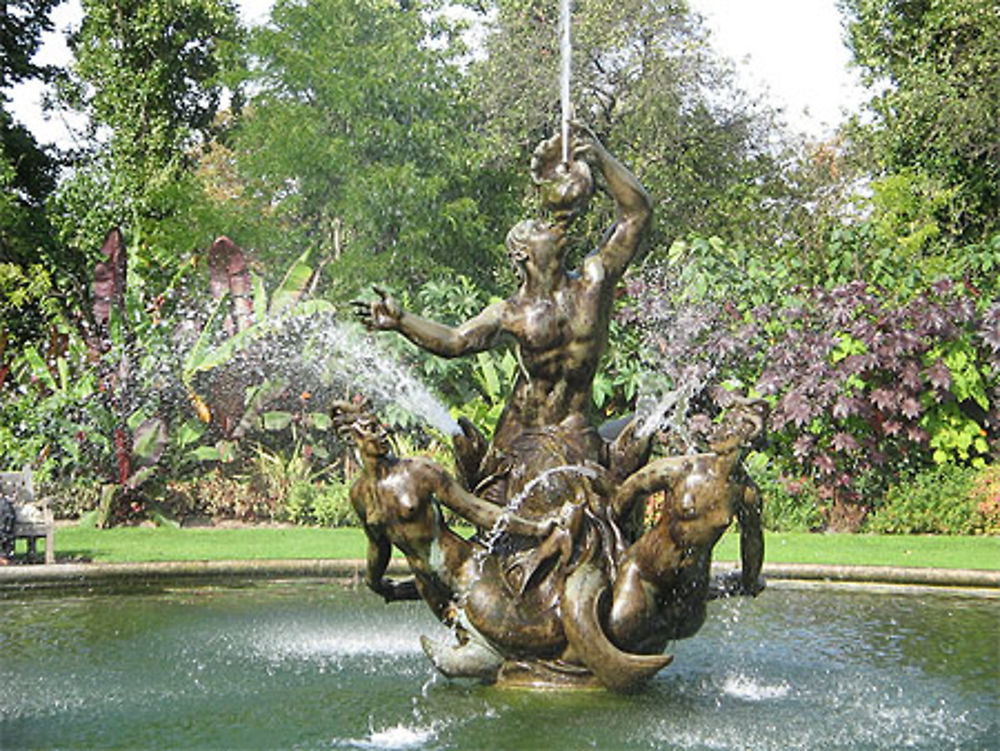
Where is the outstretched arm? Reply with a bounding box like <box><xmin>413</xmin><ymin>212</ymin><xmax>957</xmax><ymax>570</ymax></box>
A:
<box><xmin>574</xmin><ymin>125</ymin><xmax>651</xmax><ymax>281</ymax></box>
<box><xmin>420</xmin><ymin>460</ymin><xmax>553</xmax><ymax>537</ymax></box>
<box><xmin>354</xmin><ymin>287</ymin><xmax>504</xmax><ymax>358</ymax></box>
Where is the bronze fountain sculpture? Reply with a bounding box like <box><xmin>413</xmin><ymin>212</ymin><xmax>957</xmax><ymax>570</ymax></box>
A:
<box><xmin>341</xmin><ymin>124</ymin><xmax>766</xmax><ymax>692</ymax></box>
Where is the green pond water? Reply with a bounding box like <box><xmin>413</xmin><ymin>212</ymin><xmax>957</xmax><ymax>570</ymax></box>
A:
<box><xmin>1</xmin><ymin>580</ymin><xmax>997</xmax><ymax>750</ymax></box>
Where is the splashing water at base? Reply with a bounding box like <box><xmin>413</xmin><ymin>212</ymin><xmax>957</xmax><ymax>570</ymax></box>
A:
<box><xmin>721</xmin><ymin>673</ymin><xmax>791</xmax><ymax>702</ymax></box>
<box><xmin>353</xmin><ymin>722</ymin><xmax>440</xmax><ymax>750</ymax></box>
<box><xmin>2</xmin><ymin>583</ymin><xmax>996</xmax><ymax>750</ymax></box>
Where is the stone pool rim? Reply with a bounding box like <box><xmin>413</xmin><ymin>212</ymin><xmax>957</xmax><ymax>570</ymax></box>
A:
<box><xmin>2</xmin><ymin>559</ymin><xmax>998</xmax><ymax>595</ymax></box>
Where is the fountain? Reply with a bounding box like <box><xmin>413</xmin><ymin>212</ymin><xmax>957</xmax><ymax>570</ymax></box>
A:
<box><xmin>338</xmin><ymin>111</ymin><xmax>769</xmax><ymax>692</ymax></box>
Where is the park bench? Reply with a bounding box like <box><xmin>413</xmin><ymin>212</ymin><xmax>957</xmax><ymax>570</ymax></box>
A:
<box><xmin>1</xmin><ymin>470</ymin><xmax>55</xmax><ymax>564</ymax></box>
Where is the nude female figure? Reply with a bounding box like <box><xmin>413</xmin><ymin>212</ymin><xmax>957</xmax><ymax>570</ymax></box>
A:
<box><xmin>330</xmin><ymin>400</ymin><xmax>552</xmax><ymax>623</ymax></box>
<box><xmin>605</xmin><ymin>399</ymin><xmax>768</xmax><ymax>653</ymax></box>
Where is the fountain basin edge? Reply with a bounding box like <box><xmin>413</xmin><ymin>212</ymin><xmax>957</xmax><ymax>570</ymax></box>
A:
<box><xmin>2</xmin><ymin>558</ymin><xmax>998</xmax><ymax>595</ymax></box>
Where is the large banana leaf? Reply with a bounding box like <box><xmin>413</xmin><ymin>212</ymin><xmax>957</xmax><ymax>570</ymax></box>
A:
<box><xmin>269</xmin><ymin>248</ymin><xmax>315</xmax><ymax>316</ymax></box>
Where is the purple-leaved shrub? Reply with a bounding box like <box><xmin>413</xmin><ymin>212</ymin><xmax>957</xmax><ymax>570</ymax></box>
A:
<box><xmin>619</xmin><ymin>275</ymin><xmax>999</xmax><ymax>531</ymax></box>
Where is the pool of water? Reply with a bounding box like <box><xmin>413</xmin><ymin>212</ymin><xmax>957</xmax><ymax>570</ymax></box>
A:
<box><xmin>1</xmin><ymin>580</ymin><xmax>997</xmax><ymax>750</ymax></box>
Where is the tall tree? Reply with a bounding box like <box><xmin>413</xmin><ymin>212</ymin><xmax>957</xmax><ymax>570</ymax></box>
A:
<box><xmin>467</xmin><ymin>0</ymin><xmax>791</xmax><ymax>253</ymax></box>
<box><xmin>53</xmin><ymin>0</ymin><xmax>242</xmax><ymax>281</ymax></box>
<box><xmin>1</xmin><ymin>0</ymin><xmax>61</xmax><ymax>347</ymax></box>
<box><xmin>230</xmin><ymin>0</ymin><xmax>504</xmax><ymax>298</ymax></box>
<box><xmin>841</xmin><ymin>0</ymin><xmax>1000</xmax><ymax>244</ymax></box>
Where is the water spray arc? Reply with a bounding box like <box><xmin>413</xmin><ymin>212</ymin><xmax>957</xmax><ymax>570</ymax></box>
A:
<box><xmin>560</xmin><ymin>0</ymin><xmax>573</xmax><ymax>165</ymax></box>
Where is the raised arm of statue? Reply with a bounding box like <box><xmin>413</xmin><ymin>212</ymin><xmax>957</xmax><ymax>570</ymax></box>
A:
<box><xmin>354</xmin><ymin>286</ymin><xmax>504</xmax><ymax>358</ymax></box>
<box><xmin>609</xmin><ymin>455</ymin><xmax>692</xmax><ymax>524</ymax></box>
<box><xmin>573</xmin><ymin>125</ymin><xmax>651</xmax><ymax>281</ymax></box>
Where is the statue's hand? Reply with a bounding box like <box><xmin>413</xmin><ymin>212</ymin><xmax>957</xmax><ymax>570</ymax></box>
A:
<box><xmin>530</xmin><ymin>132</ymin><xmax>564</xmax><ymax>184</ymax></box>
<box><xmin>709</xmin><ymin>570</ymin><xmax>765</xmax><ymax>599</ymax></box>
<box><xmin>570</xmin><ymin>121</ymin><xmax>605</xmax><ymax>166</ymax></box>
<box><xmin>352</xmin><ymin>286</ymin><xmax>403</xmax><ymax>331</ymax></box>
<box><xmin>374</xmin><ymin>577</ymin><xmax>419</xmax><ymax>602</ymax></box>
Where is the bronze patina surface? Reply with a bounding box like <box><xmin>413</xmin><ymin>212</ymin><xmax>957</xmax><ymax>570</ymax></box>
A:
<box><xmin>345</xmin><ymin>125</ymin><xmax>766</xmax><ymax>692</ymax></box>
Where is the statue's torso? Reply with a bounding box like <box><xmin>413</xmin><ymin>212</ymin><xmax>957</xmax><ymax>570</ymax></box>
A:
<box><xmin>499</xmin><ymin>273</ymin><xmax>609</xmax><ymax>433</ymax></box>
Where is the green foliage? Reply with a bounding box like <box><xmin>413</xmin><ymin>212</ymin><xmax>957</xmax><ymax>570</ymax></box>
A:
<box><xmin>469</xmin><ymin>0</ymin><xmax>794</xmax><ymax>254</ymax></box>
<box><xmin>0</xmin><ymin>332</ymin><xmax>105</xmax><ymax>483</ymax></box>
<box><xmin>49</xmin><ymin>0</ymin><xmax>242</xmax><ymax>292</ymax></box>
<box><xmin>622</xmin><ymin>260</ymin><xmax>999</xmax><ymax>530</ymax></box>
<box><xmin>454</xmin><ymin>349</ymin><xmax>520</xmax><ymax>435</ymax></box>
<box><xmin>160</xmin><ymin>469</ymin><xmax>272</xmax><ymax>521</ymax></box>
<box><xmin>65</xmin><ymin>0</ymin><xmax>240</xmax><ymax>171</ymax></box>
<box><xmin>920</xmin><ymin>338</ymin><xmax>992</xmax><ymax>466</ymax></box>
<box><xmin>864</xmin><ymin>463</ymin><xmax>998</xmax><ymax>535</ymax></box>
<box><xmin>282</xmin><ymin>479</ymin><xmax>355</xmax><ymax>527</ymax></box>
<box><xmin>230</xmin><ymin>0</ymin><xmax>503</xmax><ymax>295</ymax></box>
<box><xmin>743</xmin><ymin>452</ymin><xmax>824</xmax><ymax>533</ymax></box>
<box><xmin>841</xmin><ymin>0</ymin><xmax>1000</xmax><ymax>244</ymax></box>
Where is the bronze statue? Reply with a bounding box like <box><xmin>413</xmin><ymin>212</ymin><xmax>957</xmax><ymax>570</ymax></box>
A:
<box><xmin>354</xmin><ymin>125</ymin><xmax>650</xmax><ymax>512</ymax></box>
<box><xmin>330</xmin><ymin>399</ymin><xmax>552</xmax><ymax>622</ymax></box>
<box><xmin>346</xmin><ymin>126</ymin><xmax>766</xmax><ymax>692</ymax></box>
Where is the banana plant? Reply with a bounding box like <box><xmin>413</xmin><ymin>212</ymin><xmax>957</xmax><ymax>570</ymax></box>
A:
<box><xmin>180</xmin><ymin>244</ymin><xmax>335</xmax><ymax>459</ymax></box>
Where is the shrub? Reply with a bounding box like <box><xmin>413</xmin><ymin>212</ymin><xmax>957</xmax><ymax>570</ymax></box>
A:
<box><xmin>161</xmin><ymin>470</ymin><xmax>273</xmax><ymax>521</ymax></box>
<box><xmin>744</xmin><ymin>452</ymin><xmax>825</xmax><ymax>532</ymax></box>
<box><xmin>43</xmin><ymin>480</ymin><xmax>102</xmax><ymax>520</ymax></box>
<box><xmin>970</xmin><ymin>464</ymin><xmax>1000</xmax><ymax>535</ymax></box>
<box><xmin>282</xmin><ymin>479</ymin><xmax>355</xmax><ymax>527</ymax></box>
<box><xmin>865</xmin><ymin>463</ymin><xmax>998</xmax><ymax>535</ymax></box>
<box><xmin>620</xmin><ymin>270</ymin><xmax>999</xmax><ymax>532</ymax></box>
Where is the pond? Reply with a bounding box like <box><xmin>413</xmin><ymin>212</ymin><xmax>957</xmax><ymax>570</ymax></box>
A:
<box><xmin>1</xmin><ymin>580</ymin><xmax>997</xmax><ymax>750</ymax></box>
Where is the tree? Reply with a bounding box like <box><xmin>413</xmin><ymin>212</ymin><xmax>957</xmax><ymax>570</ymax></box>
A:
<box><xmin>1</xmin><ymin>0</ymin><xmax>61</xmax><ymax>350</ymax></box>
<box><xmin>230</xmin><ymin>0</ymin><xmax>506</xmax><ymax>298</ymax></box>
<box><xmin>841</xmin><ymin>0</ymin><xmax>1000</xmax><ymax>244</ymax></box>
<box><xmin>467</xmin><ymin>0</ymin><xmax>793</xmax><ymax>254</ymax></box>
<box><xmin>53</xmin><ymin>0</ymin><xmax>243</xmax><ymax>282</ymax></box>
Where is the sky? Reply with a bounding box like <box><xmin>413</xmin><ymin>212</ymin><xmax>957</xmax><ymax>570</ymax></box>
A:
<box><xmin>690</xmin><ymin>0</ymin><xmax>868</xmax><ymax>136</ymax></box>
<box><xmin>8</xmin><ymin>0</ymin><xmax>868</xmax><ymax>148</ymax></box>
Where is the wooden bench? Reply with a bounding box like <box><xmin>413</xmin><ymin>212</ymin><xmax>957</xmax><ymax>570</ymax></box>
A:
<box><xmin>1</xmin><ymin>470</ymin><xmax>55</xmax><ymax>564</ymax></box>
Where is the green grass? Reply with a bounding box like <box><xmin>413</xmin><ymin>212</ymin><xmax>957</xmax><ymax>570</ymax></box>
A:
<box><xmin>713</xmin><ymin>531</ymin><xmax>1000</xmax><ymax>570</ymax></box>
<box><xmin>53</xmin><ymin>526</ymin><xmax>370</xmax><ymax>564</ymax></box>
<box><xmin>46</xmin><ymin>525</ymin><xmax>1000</xmax><ymax>570</ymax></box>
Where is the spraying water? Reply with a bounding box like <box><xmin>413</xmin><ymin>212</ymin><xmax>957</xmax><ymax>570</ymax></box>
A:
<box><xmin>634</xmin><ymin>366</ymin><xmax>716</xmax><ymax>446</ymax></box>
<box><xmin>299</xmin><ymin>315</ymin><xmax>461</xmax><ymax>436</ymax></box>
<box><xmin>472</xmin><ymin>463</ymin><xmax>600</xmax><ymax>572</ymax></box>
<box><xmin>559</xmin><ymin>0</ymin><xmax>572</xmax><ymax>164</ymax></box>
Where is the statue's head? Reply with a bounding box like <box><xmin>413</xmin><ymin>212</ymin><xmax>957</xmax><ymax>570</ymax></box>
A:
<box><xmin>505</xmin><ymin>219</ymin><xmax>566</xmax><ymax>284</ymax></box>
<box><xmin>330</xmin><ymin>399</ymin><xmax>393</xmax><ymax>459</ymax></box>
<box><xmin>708</xmin><ymin>398</ymin><xmax>768</xmax><ymax>454</ymax></box>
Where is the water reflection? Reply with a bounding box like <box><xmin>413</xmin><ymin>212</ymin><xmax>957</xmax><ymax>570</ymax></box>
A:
<box><xmin>1</xmin><ymin>581</ymin><xmax>996</xmax><ymax>750</ymax></box>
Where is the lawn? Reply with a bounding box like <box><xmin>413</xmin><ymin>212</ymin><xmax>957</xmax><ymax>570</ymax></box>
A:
<box><xmin>44</xmin><ymin>524</ymin><xmax>1000</xmax><ymax>570</ymax></box>
<box><xmin>51</xmin><ymin>525</ymin><xmax>370</xmax><ymax>564</ymax></box>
